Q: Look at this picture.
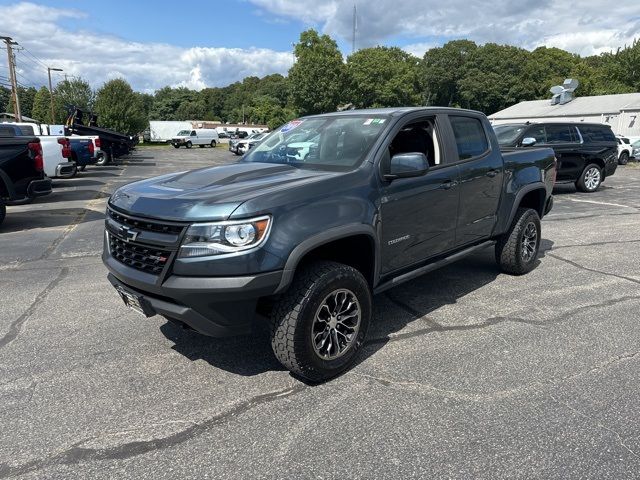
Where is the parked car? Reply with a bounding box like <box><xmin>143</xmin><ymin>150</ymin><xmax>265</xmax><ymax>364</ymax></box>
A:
<box><xmin>6</xmin><ymin>122</ymin><xmax>76</xmax><ymax>178</ymax></box>
<box><xmin>236</xmin><ymin>132</ymin><xmax>268</xmax><ymax>154</ymax></box>
<box><xmin>0</xmin><ymin>126</ymin><xmax>52</xmax><ymax>227</ymax></box>
<box><xmin>103</xmin><ymin>107</ymin><xmax>556</xmax><ymax>381</ymax></box>
<box><xmin>230</xmin><ymin>132</ymin><xmax>264</xmax><ymax>155</ymax></box>
<box><xmin>631</xmin><ymin>139</ymin><xmax>640</xmax><ymax>159</ymax></box>
<box><xmin>171</xmin><ymin>129</ymin><xmax>219</xmax><ymax>149</ymax></box>
<box><xmin>494</xmin><ymin>122</ymin><xmax>617</xmax><ymax>192</ymax></box>
<box><xmin>616</xmin><ymin>136</ymin><xmax>634</xmax><ymax>165</ymax></box>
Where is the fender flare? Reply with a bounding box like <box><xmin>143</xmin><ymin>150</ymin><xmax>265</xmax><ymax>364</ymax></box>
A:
<box><xmin>505</xmin><ymin>182</ymin><xmax>547</xmax><ymax>229</ymax></box>
<box><xmin>274</xmin><ymin>223</ymin><xmax>378</xmax><ymax>294</ymax></box>
<box><xmin>0</xmin><ymin>169</ymin><xmax>16</xmax><ymax>200</ymax></box>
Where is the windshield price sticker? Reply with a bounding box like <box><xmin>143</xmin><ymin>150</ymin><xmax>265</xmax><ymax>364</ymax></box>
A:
<box><xmin>364</xmin><ymin>118</ymin><xmax>386</xmax><ymax>125</ymax></box>
<box><xmin>281</xmin><ymin>120</ymin><xmax>304</xmax><ymax>133</ymax></box>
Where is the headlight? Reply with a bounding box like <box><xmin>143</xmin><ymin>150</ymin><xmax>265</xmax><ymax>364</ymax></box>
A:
<box><xmin>179</xmin><ymin>216</ymin><xmax>271</xmax><ymax>258</ymax></box>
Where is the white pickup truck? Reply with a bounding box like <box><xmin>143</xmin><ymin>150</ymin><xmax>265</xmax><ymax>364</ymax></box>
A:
<box><xmin>5</xmin><ymin>122</ymin><xmax>75</xmax><ymax>178</ymax></box>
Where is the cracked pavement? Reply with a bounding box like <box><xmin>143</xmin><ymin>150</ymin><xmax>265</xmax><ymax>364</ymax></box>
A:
<box><xmin>0</xmin><ymin>148</ymin><xmax>639</xmax><ymax>479</ymax></box>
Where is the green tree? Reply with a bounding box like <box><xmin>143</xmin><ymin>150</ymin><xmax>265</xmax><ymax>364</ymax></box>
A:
<box><xmin>421</xmin><ymin>40</ymin><xmax>477</xmax><ymax>106</ymax></box>
<box><xmin>31</xmin><ymin>86</ymin><xmax>52</xmax><ymax>123</ymax></box>
<box><xmin>175</xmin><ymin>100</ymin><xmax>207</xmax><ymax>120</ymax></box>
<box><xmin>54</xmin><ymin>77</ymin><xmax>94</xmax><ymax>114</ymax></box>
<box><xmin>6</xmin><ymin>86</ymin><xmax>38</xmax><ymax>119</ymax></box>
<box><xmin>289</xmin><ymin>29</ymin><xmax>346</xmax><ymax>115</ymax></box>
<box><xmin>346</xmin><ymin>47</ymin><xmax>422</xmax><ymax>108</ymax></box>
<box><xmin>94</xmin><ymin>78</ymin><xmax>147</xmax><ymax>134</ymax></box>
<box><xmin>0</xmin><ymin>86</ymin><xmax>10</xmax><ymax>113</ymax></box>
<box><xmin>149</xmin><ymin>86</ymin><xmax>197</xmax><ymax>120</ymax></box>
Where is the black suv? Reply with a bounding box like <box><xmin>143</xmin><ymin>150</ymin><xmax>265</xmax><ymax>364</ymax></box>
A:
<box><xmin>494</xmin><ymin>122</ymin><xmax>618</xmax><ymax>192</ymax></box>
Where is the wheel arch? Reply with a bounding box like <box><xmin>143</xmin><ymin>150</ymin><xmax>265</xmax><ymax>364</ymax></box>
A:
<box><xmin>274</xmin><ymin>224</ymin><xmax>378</xmax><ymax>294</ymax></box>
<box><xmin>505</xmin><ymin>183</ymin><xmax>547</xmax><ymax>230</ymax></box>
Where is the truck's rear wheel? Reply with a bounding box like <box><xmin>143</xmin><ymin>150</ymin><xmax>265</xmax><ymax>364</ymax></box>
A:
<box><xmin>270</xmin><ymin>261</ymin><xmax>371</xmax><ymax>382</ymax></box>
<box><xmin>210</xmin><ymin>140</ymin><xmax>217</xmax><ymax>148</ymax></box>
<box><xmin>495</xmin><ymin>208</ymin><xmax>541</xmax><ymax>275</ymax></box>
<box><xmin>576</xmin><ymin>164</ymin><xmax>602</xmax><ymax>192</ymax></box>
<box><xmin>96</xmin><ymin>152</ymin><xmax>110</xmax><ymax>166</ymax></box>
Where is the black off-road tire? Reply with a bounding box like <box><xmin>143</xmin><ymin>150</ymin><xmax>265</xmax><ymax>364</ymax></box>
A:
<box><xmin>185</xmin><ymin>141</ymin><xmax>192</xmax><ymax>149</ymax></box>
<box><xmin>173</xmin><ymin>144</ymin><xmax>180</xmax><ymax>149</ymax></box>
<box><xmin>576</xmin><ymin>163</ymin><xmax>602</xmax><ymax>192</ymax></box>
<box><xmin>0</xmin><ymin>202</ymin><xmax>5</xmax><ymax>227</ymax></box>
<box><xmin>270</xmin><ymin>261</ymin><xmax>372</xmax><ymax>382</ymax></box>
<box><xmin>619</xmin><ymin>152</ymin><xmax>629</xmax><ymax>165</ymax></box>
<box><xmin>495</xmin><ymin>208</ymin><xmax>541</xmax><ymax>275</ymax></box>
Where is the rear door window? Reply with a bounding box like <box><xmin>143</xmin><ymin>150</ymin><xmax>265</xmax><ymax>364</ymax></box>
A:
<box><xmin>578</xmin><ymin>125</ymin><xmax>616</xmax><ymax>142</ymax></box>
<box><xmin>450</xmin><ymin>116</ymin><xmax>489</xmax><ymax>160</ymax></box>
<box><xmin>544</xmin><ymin>125</ymin><xmax>577</xmax><ymax>144</ymax></box>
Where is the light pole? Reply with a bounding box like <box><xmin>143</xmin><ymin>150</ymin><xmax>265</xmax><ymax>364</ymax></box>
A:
<box><xmin>47</xmin><ymin>67</ymin><xmax>63</xmax><ymax>124</ymax></box>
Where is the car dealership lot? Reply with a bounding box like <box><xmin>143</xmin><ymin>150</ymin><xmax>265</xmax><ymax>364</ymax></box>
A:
<box><xmin>0</xmin><ymin>148</ymin><xmax>639</xmax><ymax>479</ymax></box>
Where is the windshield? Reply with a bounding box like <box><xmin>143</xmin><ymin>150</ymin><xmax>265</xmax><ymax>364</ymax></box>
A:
<box><xmin>493</xmin><ymin>124</ymin><xmax>527</xmax><ymax>145</ymax></box>
<box><xmin>241</xmin><ymin>115</ymin><xmax>388</xmax><ymax>171</ymax></box>
<box><xmin>177</xmin><ymin>130</ymin><xmax>190</xmax><ymax>136</ymax></box>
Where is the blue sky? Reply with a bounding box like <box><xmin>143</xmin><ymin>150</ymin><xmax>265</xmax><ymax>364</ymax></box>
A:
<box><xmin>45</xmin><ymin>0</ymin><xmax>307</xmax><ymax>51</ymax></box>
<box><xmin>0</xmin><ymin>0</ymin><xmax>637</xmax><ymax>92</ymax></box>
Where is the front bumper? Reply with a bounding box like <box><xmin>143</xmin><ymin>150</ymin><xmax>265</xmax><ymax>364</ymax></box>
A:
<box><xmin>104</xmin><ymin>252</ymin><xmax>283</xmax><ymax>337</ymax></box>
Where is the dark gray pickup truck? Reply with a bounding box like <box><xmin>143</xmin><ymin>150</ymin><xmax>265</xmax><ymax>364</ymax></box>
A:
<box><xmin>103</xmin><ymin>107</ymin><xmax>556</xmax><ymax>381</ymax></box>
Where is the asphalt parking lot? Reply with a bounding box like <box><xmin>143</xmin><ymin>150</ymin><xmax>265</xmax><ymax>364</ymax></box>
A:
<box><xmin>1</xmin><ymin>147</ymin><xmax>639</xmax><ymax>479</ymax></box>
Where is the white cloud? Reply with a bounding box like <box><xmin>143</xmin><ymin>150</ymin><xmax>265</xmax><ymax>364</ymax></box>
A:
<box><xmin>249</xmin><ymin>0</ymin><xmax>640</xmax><ymax>55</ymax></box>
<box><xmin>1</xmin><ymin>2</ymin><xmax>293</xmax><ymax>92</ymax></box>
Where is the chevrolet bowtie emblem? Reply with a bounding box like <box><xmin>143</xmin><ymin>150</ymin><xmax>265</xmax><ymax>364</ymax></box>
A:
<box><xmin>119</xmin><ymin>225</ymin><xmax>140</xmax><ymax>242</ymax></box>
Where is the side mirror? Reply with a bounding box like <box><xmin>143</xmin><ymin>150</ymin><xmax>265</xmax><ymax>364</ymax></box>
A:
<box><xmin>384</xmin><ymin>152</ymin><xmax>429</xmax><ymax>181</ymax></box>
<box><xmin>521</xmin><ymin>137</ymin><xmax>537</xmax><ymax>147</ymax></box>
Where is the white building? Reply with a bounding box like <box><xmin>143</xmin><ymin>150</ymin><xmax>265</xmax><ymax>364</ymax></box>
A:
<box><xmin>488</xmin><ymin>92</ymin><xmax>640</xmax><ymax>140</ymax></box>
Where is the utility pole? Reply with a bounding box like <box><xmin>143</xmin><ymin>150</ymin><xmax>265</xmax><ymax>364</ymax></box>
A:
<box><xmin>1</xmin><ymin>36</ymin><xmax>22</xmax><ymax>122</ymax></box>
<box><xmin>47</xmin><ymin>66</ymin><xmax>63</xmax><ymax>124</ymax></box>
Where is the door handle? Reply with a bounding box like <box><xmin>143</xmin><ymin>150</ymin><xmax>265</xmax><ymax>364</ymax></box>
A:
<box><xmin>486</xmin><ymin>169</ymin><xmax>499</xmax><ymax>178</ymax></box>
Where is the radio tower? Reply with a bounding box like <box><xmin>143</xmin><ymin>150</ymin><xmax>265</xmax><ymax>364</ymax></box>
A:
<box><xmin>352</xmin><ymin>4</ymin><xmax>357</xmax><ymax>53</ymax></box>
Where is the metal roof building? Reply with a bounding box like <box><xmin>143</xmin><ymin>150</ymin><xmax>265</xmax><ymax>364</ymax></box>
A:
<box><xmin>488</xmin><ymin>93</ymin><xmax>640</xmax><ymax>139</ymax></box>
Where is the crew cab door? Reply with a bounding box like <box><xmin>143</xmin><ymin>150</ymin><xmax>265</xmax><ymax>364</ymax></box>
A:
<box><xmin>379</xmin><ymin>115</ymin><xmax>460</xmax><ymax>274</ymax></box>
<box><xmin>446</xmin><ymin>114</ymin><xmax>504</xmax><ymax>246</ymax></box>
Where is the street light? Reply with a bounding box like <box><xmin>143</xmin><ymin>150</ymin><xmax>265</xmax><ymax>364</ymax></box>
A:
<box><xmin>47</xmin><ymin>67</ymin><xmax>63</xmax><ymax>125</ymax></box>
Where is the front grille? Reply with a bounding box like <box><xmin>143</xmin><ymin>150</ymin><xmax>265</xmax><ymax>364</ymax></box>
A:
<box><xmin>107</xmin><ymin>208</ymin><xmax>184</xmax><ymax>235</ymax></box>
<box><xmin>109</xmin><ymin>234</ymin><xmax>172</xmax><ymax>275</ymax></box>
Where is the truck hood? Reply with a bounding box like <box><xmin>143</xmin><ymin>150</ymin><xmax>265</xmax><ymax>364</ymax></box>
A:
<box><xmin>108</xmin><ymin>162</ymin><xmax>337</xmax><ymax>221</ymax></box>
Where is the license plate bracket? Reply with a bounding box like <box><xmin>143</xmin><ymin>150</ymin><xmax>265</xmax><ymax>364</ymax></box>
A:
<box><xmin>115</xmin><ymin>285</ymin><xmax>154</xmax><ymax>317</ymax></box>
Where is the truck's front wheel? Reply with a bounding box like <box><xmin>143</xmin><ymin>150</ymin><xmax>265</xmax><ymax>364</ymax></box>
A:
<box><xmin>495</xmin><ymin>208</ymin><xmax>541</xmax><ymax>275</ymax></box>
<box><xmin>270</xmin><ymin>261</ymin><xmax>371</xmax><ymax>382</ymax></box>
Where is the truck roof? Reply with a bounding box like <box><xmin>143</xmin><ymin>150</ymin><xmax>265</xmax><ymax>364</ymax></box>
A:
<box><xmin>306</xmin><ymin>106</ymin><xmax>485</xmax><ymax>118</ymax></box>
